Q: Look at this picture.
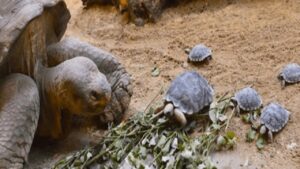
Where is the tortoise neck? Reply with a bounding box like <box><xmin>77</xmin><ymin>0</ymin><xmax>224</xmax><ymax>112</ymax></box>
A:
<box><xmin>35</xmin><ymin>65</ymin><xmax>67</xmax><ymax>139</ymax></box>
<box><xmin>35</xmin><ymin>62</ymin><xmax>70</xmax><ymax>120</ymax></box>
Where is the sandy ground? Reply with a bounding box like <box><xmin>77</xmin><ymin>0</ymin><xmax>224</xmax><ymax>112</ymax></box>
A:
<box><xmin>28</xmin><ymin>0</ymin><xmax>300</xmax><ymax>168</ymax></box>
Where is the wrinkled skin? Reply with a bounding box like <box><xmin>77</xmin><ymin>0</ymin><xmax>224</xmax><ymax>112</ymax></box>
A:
<box><xmin>47</xmin><ymin>37</ymin><xmax>132</xmax><ymax>125</ymax></box>
<box><xmin>0</xmin><ymin>0</ymin><xmax>132</xmax><ymax>168</ymax></box>
<box><xmin>35</xmin><ymin>57</ymin><xmax>112</xmax><ymax>139</ymax></box>
<box><xmin>0</xmin><ymin>74</ymin><xmax>39</xmax><ymax>169</ymax></box>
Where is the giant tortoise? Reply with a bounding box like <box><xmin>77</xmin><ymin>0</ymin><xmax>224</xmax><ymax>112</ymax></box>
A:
<box><xmin>0</xmin><ymin>0</ymin><xmax>132</xmax><ymax>168</ymax></box>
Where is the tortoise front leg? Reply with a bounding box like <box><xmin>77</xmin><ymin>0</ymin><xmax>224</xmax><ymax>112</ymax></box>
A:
<box><xmin>268</xmin><ymin>130</ymin><xmax>274</xmax><ymax>143</ymax></box>
<box><xmin>47</xmin><ymin>37</ymin><xmax>132</xmax><ymax>124</ymax></box>
<box><xmin>174</xmin><ymin>108</ymin><xmax>187</xmax><ymax>127</ymax></box>
<box><xmin>0</xmin><ymin>74</ymin><xmax>40</xmax><ymax>169</ymax></box>
<box><xmin>280</xmin><ymin>80</ymin><xmax>286</xmax><ymax>89</ymax></box>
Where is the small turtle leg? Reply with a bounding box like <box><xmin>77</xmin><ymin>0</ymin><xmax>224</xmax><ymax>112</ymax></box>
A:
<box><xmin>173</xmin><ymin>108</ymin><xmax>187</xmax><ymax>127</ymax></box>
<box><xmin>260</xmin><ymin>125</ymin><xmax>267</xmax><ymax>135</ymax></box>
<box><xmin>260</xmin><ymin>104</ymin><xmax>264</xmax><ymax>109</ymax></box>
<box><xmin>0</xmin><ymin>74</ymin><xmax>40</xmax><ymax>169</ymax></box>
<box><xmin>268</xmin><ymin>130</ymin><xmax>274</xmax><ymax>143</ymax></box>
<box><xmin>207</xmin><ymin>55</ymin><xmax>213</xmax><ymax>60</ymax></box>
<box><xmin>281</xmin><ymin>80</ymin><xmax>286</xmax><ymax>89</ymax></box>
<box><xmin>230</xmin><ymin>98</ymin><xmax>240</xmax><ymax>116</ymax></box>
<box><xmin>249</xmin><ymin>113</ymin><xmax>255</xmax><ymax>123</ymax></box>
<box><xmin>187</xmin><ymin>58</ymin><xmax>191</xmax><ymax>63</ymax></box>
<box><xmin>163</xmin><ymin>103</ymin><xmax>174</xmax><ymax>116</ymax></box>
<box><xmin>185</xmin><ymin>48</ymin><xmax>191</xmax><ymax>55</ymax></box>
<box><xmin>204</xmin><ymin>56</ymin><xmax>212</xmax><ymax>65</ymax></box>
<box><xmin>235</xmin><ymin>105</ymin><xmax>241</xmax><ymax>116</ymax></box>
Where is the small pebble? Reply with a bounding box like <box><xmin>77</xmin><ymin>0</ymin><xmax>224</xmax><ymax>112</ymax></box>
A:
<box><xmin>182</xmin><ymin>62</ymin><xmax>188</xmax><ymax>68</ymax></box>
<box><xmin>287</xmin><ymin>142</ymin><xmax>297</xmax><ymax>150</ymax></box>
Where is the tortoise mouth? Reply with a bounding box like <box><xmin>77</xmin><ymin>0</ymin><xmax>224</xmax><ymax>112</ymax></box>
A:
<box><xmin>80</xmin><ymin>104</ymin><xmax>108</xmax><ymax>117</ymax></box>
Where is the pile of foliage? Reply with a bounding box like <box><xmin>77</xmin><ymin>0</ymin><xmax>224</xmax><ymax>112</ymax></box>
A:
<box><xmin>54</xmin><ymin>94</ymin><xmax>236</xmax><ymax>169</ymax></box>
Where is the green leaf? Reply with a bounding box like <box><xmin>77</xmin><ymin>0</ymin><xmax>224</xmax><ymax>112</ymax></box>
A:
<box><xmin>241</xmin><ymin>114</ymin><xmax>251</xmax><ymax>123</ymax></box>
<box><xmin>148</xmin><ymin>107</ymin><xmax>155</xmax><ymax>114</ymax></box>
<box><xmin>141</xmin><ymin>137</ymin><xmax>149</xmax><ymax>145</ymax></box>
<box><xmin>209</xmin><ymin>109</ymin><xmax>218</xmax><ymax>123</ymax></box>
<box><xmin>246</xmin><ymin>129</ymin><xmax>256</xmax><ymax>142</ymax></box>
<box><xmin>151</xmin><ymin>67</ymin><xmax>160</xmax><ymax>77</ymax></box>
<box><xmin>181</xmin><ymin>150</ymin><xmax>193</xmax><ymax>159</ymax></box>
<box><xmin>216</xmin><ymin>136</ymin><xmax>226</xmax><ymax>146</ymax></box>
<box><xmin>226</xmin><ymin>139</ymin><xmax>236</xmax><ymax>149</ymax></box>
<box><xmin>225</xmin><ymin>131</ymin><xmax>236</xmax><ymax>140</ymax></box>
<box><xmin>116</xmin><ymin>150</ymin><xmax>123</xmax><ymax>162</ymax></box>
<box><xmin>157</xmin><ymin>118</ymin><xmax>167</xmax><ymax>124</ymax></box>
<box><xmin>162</xmin><ymin>139</ymin><xmax>172</xmax><ymax>153</ymax></box>
<box><xmin>139</xmin><ymin>146</ymin><xmax>147</xmax><ymax>159</ymax></box>
<box><xmin>212</xmin><ymin>124</ymin><xmax>221</xmax><ymax>130</ymax></box>
<box><xmin>114</xmin><ymin>140</ymin><xmax>123</xmax><ymax>149</ymax></box>
<box><xmin>53</xmin><ymin>94</ymin><xmax>235</xmax><ymax>168</ymax></box>
<box><xmin>218</xmin><ymin>114</ymin><xmax>228</xmax><ymax>122</ymax></box>
<box><xmin>171</xmin><ymin>138</ymin><xmax>178</xmax><ymax>149</ymax></box>
<box><xmin>157</xmin><ymin>135</ymin><xmax>167</xmax><ymax>148</ymax></box>
<box><xmin>164</xmin><ymin>156</ymin><xmax>175</xmax><ymax>169</ymax></box>
<box><xmin>149</xmin><ymin>134</ymin><xmax>157</xmax><ymax>146</ymax></box>
<box><xmin>256</xmin><ymin>137</ymin><xmax>266</xmax><ymax>150</ymax></box>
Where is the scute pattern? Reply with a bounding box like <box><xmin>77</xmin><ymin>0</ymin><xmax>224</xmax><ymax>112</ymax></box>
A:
<box><xmin>188</xmin><ymin>44</ymin><xmax>212</xmax><ymax>62</ymax></box>
<box><xmin>0</xmin><ymin>0</ymin><xmax>70</xmax><ymax>78</ymax></box>
<box><xmin>234</xmin><ymin>87</ymin><xmax>262</xmax><ymax>111</ymax></box>
<box><xmin>260</xmin><ymin>102</ymin><xmax>290</xmax><ymax>132</ymax></box>
<box><xmin>165</xmin><ymin>71</ymin><xmax>213</xmax><ymax>115</ymax></box>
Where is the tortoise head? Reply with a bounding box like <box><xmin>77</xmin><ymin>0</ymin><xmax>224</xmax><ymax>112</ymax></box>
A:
<box><xmin>59</xmin><ymin>57</ymin><xmax>111</xmax><ymax>116</ymax></box>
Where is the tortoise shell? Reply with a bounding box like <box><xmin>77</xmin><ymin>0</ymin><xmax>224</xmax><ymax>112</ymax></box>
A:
<box><xmin>0</xmin><ymin>0</ymin><xmax>70</xmax><ymax>77</ymax></box>
<box><xmin>188</xmin><ymin>44</ymin><xmax>212</xmax><ymax>62</ymax></box>
<box><xmin>165</xmin><ymin>71</ymin><xmax>214</xmax><ymax>115</ymax></box>
<box><xmin>233</xmin><ymin>87</ymin><xmax>262</xmax><ymax>111</ymax></box>
<box><xmin>278</xmin><ymin>63</ymin><xmax>300</xmax><ymax>83</ymax></box>
<box><xmin>260</xmin><ymin>102</ymin><xmax>290</xmax><ymax>132</ymax></box>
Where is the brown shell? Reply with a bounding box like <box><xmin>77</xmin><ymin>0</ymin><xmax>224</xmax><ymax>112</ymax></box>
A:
<box><xmin>0</xmin><ymin>0</ymin><xmax>70</xmax><ymax>77</ymax></box>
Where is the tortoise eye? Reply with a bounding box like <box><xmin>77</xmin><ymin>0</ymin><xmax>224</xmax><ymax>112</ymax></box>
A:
<box><xmin>90</xmin><ymin>90</ymin><xmax>99</xmax><ymax>101</ymax></box>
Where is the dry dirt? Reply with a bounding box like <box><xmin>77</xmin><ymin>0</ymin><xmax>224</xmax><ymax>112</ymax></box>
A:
<box><xmin>28</xmin><ymin>0</ymin><xmax>300</xmax><ymax>168</ymax></box>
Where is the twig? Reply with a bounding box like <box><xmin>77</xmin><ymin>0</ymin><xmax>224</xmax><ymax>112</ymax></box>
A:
<box><xmin>144</xmin><ymin>87</ymin><xmax>164</xmax><ymax>113</ymax></box>
<box><xmin>225</xmin><ymin>108</ymin><xmax>235</xmax><ymax>131</ymax></box>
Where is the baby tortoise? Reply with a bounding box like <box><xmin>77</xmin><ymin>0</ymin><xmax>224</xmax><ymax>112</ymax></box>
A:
<box><xmin>259</xmin><ymin>102</ymin><xmax>290</xmax><ymax>142</ymax></box>
<box><xmin>231</xmin><ymin>87</ymin><xmax>262</xmax><ymax>115</ymax></box>
<box><xmin>278</xmin><ymin>63</ymin><xmax>300</xmax><ymax>89</ymax></box>
<box><xmin>186</xmin><ymin>44</ymin><xmax>212</xmax><ymax>63</ymax></box>
<box><xmin>163</xmin><ymin>71</ymin><xmax>214</xmax><ymax>126</ymax></box>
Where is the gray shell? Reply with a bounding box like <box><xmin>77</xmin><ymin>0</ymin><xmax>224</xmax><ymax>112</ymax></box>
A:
<box><xmin>188</xmin><ymin>44</ymin><xmax>212</xmax><ymax>62</ymax></box>
<box><xmin>165</xmin><ymin>71</ymin><xmax>214</xmax><ymax>115</ymax></box>
<box><xmin>260</xmin><ymin>102</ymin><xmax>290</xmax><ymax>132</ymax></box>
<box><xmin>233</xmin><ymin>87</ymin><xmax>262</xmax><ymax>111</ymax></box>
<box><xmin>279</xmin><ymin>63</ymin><xmax>300</xmax><ymax>83</ymax></box>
